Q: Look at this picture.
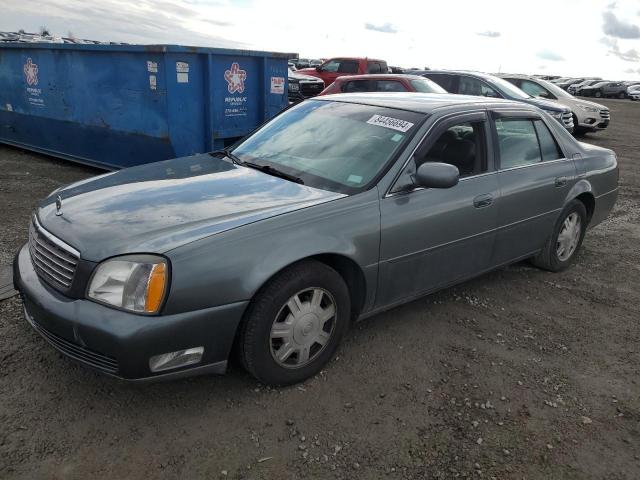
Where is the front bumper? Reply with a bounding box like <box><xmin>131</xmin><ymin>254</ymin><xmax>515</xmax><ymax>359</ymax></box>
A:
<box><xmin>14</xmin><ymin>244</ymin><xmax>248</xmax><ymax>381</ymax></box>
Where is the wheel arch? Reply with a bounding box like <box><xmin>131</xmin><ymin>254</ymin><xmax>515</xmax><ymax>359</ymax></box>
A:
<box><xmin>250</xmin><ymin>253</ymin><xmax>368</xmax><ymax>321</ymax></box>
<box><xmin>565</xmin><ymin>179</ymin><xmax>595</xmax><ymax>223</ymax></box>
<box><xmin>230</xmin><ymin>253</ymin><xmax>369</xmax><ymax>356</ymax></box>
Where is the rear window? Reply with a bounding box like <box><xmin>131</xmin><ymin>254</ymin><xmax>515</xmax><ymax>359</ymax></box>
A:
<box><xmin>374</xmin><ymin>80</ymin><xmax>407</xmax><ymax>92</ymax></box>
<box><xmin>534</xmin><ymin>120</ymin><xmax>563</xmax><ymax>160</ymax></box>
<box><xmin>409</xmin><ymin>78</ymin><xmax>447</xmax><ymax>93</ymax></box>
<box><xmin>366</xmin><ymin>61</ymin><xmax>388</xmax><ymax>74</ymax></box>
<box><xmin>495</xmin><ymin>119</ymin><xmax>542</xmax><ymax>168</ymax></box>
<box><xmin>343</xmin><ymin>80</ymin><xmax>370</xmax><ymax>93</ymax></box>
<box><xmin>423</xmin><ymin>73</ymin><xmax>456</xmax><ymax>92</ymax></box>
<box><xmin>338</xmin><ymin>61</ymin><xmax>360</xmax><ymax>73</ymax></box>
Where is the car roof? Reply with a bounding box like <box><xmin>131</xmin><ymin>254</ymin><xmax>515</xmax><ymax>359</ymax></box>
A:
<box><xmin>332</xmin><ymin>74</ymin><xmax>426</xmax><ymax>82</ymax></box>
<box><xmin>313</xmin><ymin>92</ymin><xmax>533</xmax><ymax>114</ymax></box>
<box><xmin>424</xmin><ymin>70</ymin><xmax>491</xmax><ymax>77</ymax></box>
<box><xmin>325</xmin><ymin>57</ymin><xmax>386</xmax><ymax>62</ymax></box>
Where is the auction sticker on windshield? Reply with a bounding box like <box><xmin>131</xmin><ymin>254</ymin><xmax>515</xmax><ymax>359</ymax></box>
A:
<box><xmin>366</xmin><ymin>114</ymin><xmax>414</xmax><ymax>133</ymax></box>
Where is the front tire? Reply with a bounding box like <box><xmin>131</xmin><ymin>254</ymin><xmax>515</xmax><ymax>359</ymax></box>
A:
<box><xmin>239</xmin><ymin>260</ymin><xmax>350</xmax><ymax>386</ymax></box>
<box><xmin>594</xmin><ymin>90</ymin><xmax>602</xmax><ymax>98</ymax></box>
<box><xmin>532</xmin><ymin>200</ymin><xmax>587</xmax><ymax>272</ymax></box>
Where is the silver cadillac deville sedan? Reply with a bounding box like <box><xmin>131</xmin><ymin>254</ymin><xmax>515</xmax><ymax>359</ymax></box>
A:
<box><xmin>14</xmin><ymin>93</ymin><xmax>618</xmax><ymax>385</ymax></box>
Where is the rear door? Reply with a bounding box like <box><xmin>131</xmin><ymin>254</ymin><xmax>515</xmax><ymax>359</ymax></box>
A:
<box><xmin>377</xmin><ymin>111</ymin><xmax>500</xmax><ymax>307</ymax></box>
<box><xmin>490</xmin><ymin>110</ymin><xmax>577</xmax><ymax>264</ymax></box>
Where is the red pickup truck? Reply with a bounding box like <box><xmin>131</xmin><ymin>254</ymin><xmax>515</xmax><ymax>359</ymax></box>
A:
<box><xmin>296</xmin><ymin>57</ymin><xmax>388</xmax><ymax>87</ymax></box>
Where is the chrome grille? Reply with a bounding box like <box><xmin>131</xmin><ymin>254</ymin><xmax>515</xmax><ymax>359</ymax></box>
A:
<box><xmin>28</xmin><ymin>216</ymin><xmax>79</xmax><ymax>289</ymax></box>
<box><xmin>599</xmin><ymin>109</ymin><xmax>610</xmax><ymax>120</ymax></box>
<box><xmin>562</xmin><ymin>111</ymin><xmax>574</xmax><ymax>129</ymax></box>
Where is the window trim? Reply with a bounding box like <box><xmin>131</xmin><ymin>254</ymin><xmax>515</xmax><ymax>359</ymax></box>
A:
<box><xmin>386</xmin><ymin>110</ymin><xmax>493</xmax><ymax>196</ymax></box>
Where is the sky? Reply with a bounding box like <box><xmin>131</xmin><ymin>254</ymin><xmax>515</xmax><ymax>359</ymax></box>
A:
<box><xmin>2</xmin><ymin>0</ymin><xmax>640</xmax><ymax>80</ymax></box>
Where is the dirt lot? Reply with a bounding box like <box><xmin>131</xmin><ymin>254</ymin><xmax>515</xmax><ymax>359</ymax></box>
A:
<box><xmin>1</xmin><ymin>99</ymin><xmax>639</xmax><ymax>480</ymax></box>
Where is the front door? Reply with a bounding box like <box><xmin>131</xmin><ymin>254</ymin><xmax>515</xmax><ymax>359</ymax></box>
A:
<box><xmin>490</xmin><ymin>111</ymin><xmax>577</xmax><ymax>264</ymax></box>
<box><xmin>377</xmin><ymin>112</ymin><xmax>500</xmax><ymax>307</ymax></box>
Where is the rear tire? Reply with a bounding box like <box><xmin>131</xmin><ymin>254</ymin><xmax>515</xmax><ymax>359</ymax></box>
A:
<box><xmin>532</xmin><ymin>200</ymin><xmax>587</xmax><ymax>272</ymax></box>
<box><xmin>594</xmin><ymin>90</ymin><xmax>602</xmax><ymax>98</ymax></box>
<box><xmin>239</xmin><ymin>260</ymin><xmax>350</xmax><ymax>386</ymax></box>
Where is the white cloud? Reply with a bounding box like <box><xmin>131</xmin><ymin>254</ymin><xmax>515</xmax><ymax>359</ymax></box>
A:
<box><xmin>2</xmin><ymin>0</ymin><xmax>640</xmax><ymax>80</ymax></box>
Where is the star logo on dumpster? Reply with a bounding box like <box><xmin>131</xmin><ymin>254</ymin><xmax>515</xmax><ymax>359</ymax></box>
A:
<box><xmin>23</xmin><ymin>58</ymin><xmax>39</xmax><ymax>86</ymax></box>
<box><xmin>224</xmin><ymin>62</ymin><xmax>246</xmax><ymax>94</ymax></box>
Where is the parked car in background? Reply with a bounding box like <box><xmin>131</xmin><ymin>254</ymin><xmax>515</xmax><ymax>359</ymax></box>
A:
<box><xmin>568</xmin><ymin>79</ymin><xmax>604</xmax><ymax>95</ymax></box>
<box><xmin>580</xmin><ymin>81</ymin><xmax>627</xmax><ymax>98</ymax></box>
<box><xmin>555</xmin><ymin>78</ymin><xmax>599</xmax><ymax>91</ymax></box>
<box><xmin>500</xmin><ymin>75</ymin><xmax>610</xmax><ymax>135</ymax></box>
<box><xmin>422</xmin><ymin>71</ymin><xmax>575</xmax><ymax>132</ymax></box>
<box><xmin>309</xmin><ymin>59</ymin><xmax>323</xmax><ymax>67</ymax></box>
<box><xmin>318</xmin><ymin>74</ymin><xmax>446</xmax><ymax>95</ymax></box>
<box><xmin>296</xmin><ymin>57</ymin><xmax>388</xmax><ymax>87</ymax></box>
<box><xmin>14</xmin><ymin>93</ymin><xmax>618</xmax><ymax>385</ymax></box>
<box><xmin>292</xmin><ymin>58</ymin><xmax>311</xmax><ymax>69</ymax></box>
<box><xmin>628</xmin><ymin>84</ymin><xmax>640</xmax><ymax>101</ymax></box>
<box><xmin>288</xmin><ymin>62</ymin><xmax>297</xmax><ymax>71</ymax></box>
<box><xmin>288</xmin><ymin>68</ymin><xmax>325</xmax><ymax>102</ymax></box>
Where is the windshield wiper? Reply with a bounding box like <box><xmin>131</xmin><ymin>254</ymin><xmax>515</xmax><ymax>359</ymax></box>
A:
<box><xmin>218</xmin><ymin>148</ymin><xmax>244</xmax><ymax>165</ymax></box>
<box><xmin>242</xmin><ymin>161</ymin><xmax>305</xmax><ymax>185</ymax></box>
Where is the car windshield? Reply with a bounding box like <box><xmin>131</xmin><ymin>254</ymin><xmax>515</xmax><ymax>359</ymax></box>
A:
<box><xmin>231</xmin><ymin>100</ymin><xmax>425</xmax><ymax>194</ymax></box>
<box><xmin>538</xmin><ymin>79</ymin><xmax>573</xmax><ymax>98</ymax></box>
<box><xmin>490</xmin><ymin>76</ymin><xmax>532</xmax><ymax>99</ymax></box>
<box><xmin>409</xmin><ymin>78</ymin><xmax>447</xmax><ymax>93</ymax></box>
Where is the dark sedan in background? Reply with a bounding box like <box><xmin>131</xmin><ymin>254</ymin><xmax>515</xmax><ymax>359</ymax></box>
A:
<box><xmin>420</xmin><ymin>70</ymin><xmax>575</xmax><ymax>132</ymax></box>
<box><xmin>14</xmin><ymin>93</ymin><xmax>618</xmax><ymax>385</ymax></box>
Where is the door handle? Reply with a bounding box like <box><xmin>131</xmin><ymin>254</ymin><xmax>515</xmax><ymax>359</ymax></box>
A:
<box><xmin>555</xmin><ymin>176</ymin><xmax>568</xmax><ymax>187</ymax></box>
<box><xmin>473</xmin><ymin>194</ymin><xmax>493</xmax><ymax>208</ymax></box>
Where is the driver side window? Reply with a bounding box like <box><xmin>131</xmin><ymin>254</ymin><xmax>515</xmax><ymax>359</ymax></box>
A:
<box><xmin>393</xmin><ymin>121</ymin><xmax>488</xmax><ymax>192</ymax></box>
<box><xmin>520</xmin><ymin>80</ymin><xmax>555</xmax><ymax>99</ymax></box>
<box><xmin>321</xmin><ymin>59</ymin><xmax>341</xmax><ymax>72</ymax></box>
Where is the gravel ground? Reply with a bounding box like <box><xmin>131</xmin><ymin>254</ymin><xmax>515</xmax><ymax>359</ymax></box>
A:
<box><xmin>0</xmin><ymin>99</ymin><xmax>639</xmax><ymax>480</ymax></box>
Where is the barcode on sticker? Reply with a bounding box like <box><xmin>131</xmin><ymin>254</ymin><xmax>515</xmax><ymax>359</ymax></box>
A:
<box><xmin>366</xmin><ymin>115</ymin><xmax>414</xmax><ymax>132</ymax></box>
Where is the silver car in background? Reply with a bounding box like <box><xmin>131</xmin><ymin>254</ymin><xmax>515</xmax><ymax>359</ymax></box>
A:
<box><xmin>500</xmin><ymin>75</ymin><xmax>611</xmax><ymax>135</ymax></box>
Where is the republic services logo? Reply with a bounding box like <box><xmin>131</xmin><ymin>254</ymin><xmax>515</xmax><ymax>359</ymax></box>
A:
<box><xmin>224</xmin><ymin>62</ymin><xmax>246</xmax><ymax>94</ymax></box>
<box><xmin>23</xmin><ymin>58</ymin><xmax>39</xmax><ymax>86</ymax></box>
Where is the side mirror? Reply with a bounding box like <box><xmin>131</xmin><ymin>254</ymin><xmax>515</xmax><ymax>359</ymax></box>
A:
<box><xmin>315</xmin><ymin>66</ymin><xmax>322</xmax><ymax>72</ymax></box>
<box><xmin>415</xmin><ymin>162</ymin><xmax>459</xmax><ymax>189</ymax></box>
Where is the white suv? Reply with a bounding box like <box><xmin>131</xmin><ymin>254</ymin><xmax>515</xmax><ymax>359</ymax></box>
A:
<box><xmin>628</xmin><ymin>85</ymin><xmax>640</xmax><ymax>101</ymax></box>
<box><xmin>501</xmin><ymin>75</ymin><xmax>610</xmax><ymax>135</ymax></box>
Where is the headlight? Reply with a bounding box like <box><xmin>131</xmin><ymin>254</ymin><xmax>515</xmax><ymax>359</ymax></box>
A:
<box><xmin>87</xmin><ymin>255</ymin><xmax>169</xmax><ymax>314</ymax></box>
<box><xmin>288</xmin><ymin>82</ymin><xmax>300</xmax><ymax>92</ymax></box>
<box><xmin>548</xmin><ymin>110</ymin><xmax>563</xmax><ymax>119</ymax></box>
<box><xmin>579</xmin><ymin>105</ymin><xmax>598</xmax><ymax>112</ymax></box>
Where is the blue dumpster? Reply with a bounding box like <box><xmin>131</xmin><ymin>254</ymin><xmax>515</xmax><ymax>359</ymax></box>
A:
<box><xmin>0</xmin><ymin>43</ymin><xmax>292</xmax><ymax>169</ymax></box>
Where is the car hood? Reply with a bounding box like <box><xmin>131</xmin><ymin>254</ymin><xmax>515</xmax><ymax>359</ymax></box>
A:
<box><xmin>296</xmin><ymin>68</ymin><xmax>321</xmax><ymax>76</ymax></box>
<box><xmin>36</xmin><ymin>154</ymin><xmax>344</xmax><ymax>261</ymax></box>
<box><xmin>289</xmin><ymin>71</ymin><xmax>324</xmax><ymax>82</ymax></box>
<box><xmin>524</xmin><ymin>97</ymin><xmax>568</xmax><ymax>113</ymax></box>
<box><xmin>558</xmin><ymin>97</ymin><xmax>606</xmax><ymax>110</ymax></box>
